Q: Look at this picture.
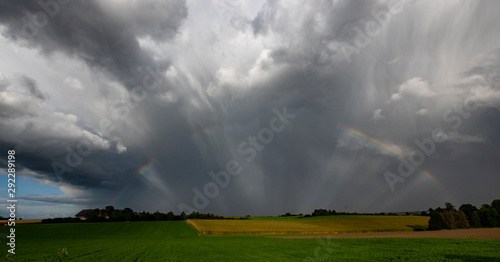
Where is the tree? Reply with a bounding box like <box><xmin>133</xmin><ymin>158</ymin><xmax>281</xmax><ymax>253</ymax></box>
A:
<box><xmin>445</xmin><ymin>202</ymin><xmax>455</xmax><ymax>211</ymax></box>
<box><xmin>312</xmin><ymin>209</ymin><xmax>329</xmax><ymax>216</ymax></box>
<box><xmin>479</xmin><ymin>204</ymin><xmax>499</xmax><ymax>227</ymax></box>
<box><xmin>442</xmin><ymin>210</ymin><xmax>456</xmax><ymax>229</ymax></box>
<box><xmin>123</xmin><ymin>208</ymin><xmax>134</xmax><ymax>214</ymax></box>
<box><xmin>124</xmin><ymin>212</ymin><xmax>138</xmax><ymax>221</ymax></box>
<box><xmin>91</xmin><ymin>208</ymin><xmax>101</xmax><ymax>217</ymax></box>
<box><xmin>140</xmin><ymin>211</ymin><xmax>154</xmax><ymax>221</ymax></box>
<box><xmin>153</xmin><ymin>211</ymin><xmax>167</xmax><ymax>221</ymax></box>
<box><xmin>459</xmin><ymin>204</ymin><xmax>477</xmax><ymax>224</ymax></box>
<box><xmin>492</xmin><ymin>199</ymin><xmax>500</xmax><ymax>212</ymax></box>
<box><xmin>470</xmin><ymin>211</ymin><xmax>482</xmax><ymax>228</ymax></box>
<box><xmin>491</xmin><ymin>199</ymin><xmax>500</xmax><ymax>224</ymax></box>
<box><xmin>110</xmin><ymin>210</ymin><xmax>125</xmax><ymax>222</ymax></box>
<box><xmin>454</xmin><ymin>210</ymin><xmax>470</xmax><ymax>229</ymax></box>
<box><xmin>166</xmin><ymin>211</ymin><xmax>175</xmax><ymax>221</ymax></box>
<box><xmin>104</xmin><ymin>206</ymin><xmax>115</xmax><ymax>217</ymax></box>
<box><xmin>428</xmin><ymin>212</ymin><xmax>450</xmax><ymax>230</ymax></box>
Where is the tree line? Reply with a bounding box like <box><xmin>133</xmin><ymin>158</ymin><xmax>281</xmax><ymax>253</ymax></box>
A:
<box><xmin>41</xmin><ymin>206</ymin><xmax>239</xmax><ymax>224</ymax></box>
<box><xmin>428</xmin><ymin>199</ymin><xmax>500</xmax><ymax>230</ymax></box>
<box><xmin>281</xmin><ymin>209</ymin><xmax>414</xmax><ymax>218</ymax></box>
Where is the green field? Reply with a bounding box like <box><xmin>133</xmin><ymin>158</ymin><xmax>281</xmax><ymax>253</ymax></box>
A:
<box><xmin>1</xmin><ymin>221</ymin><xmax>500</xmax><ymax>261</ymax></box>
<box><xmin>188</xmin><ymin>215</ymin><xmax>430</xmax><ymax>235</ymax></box>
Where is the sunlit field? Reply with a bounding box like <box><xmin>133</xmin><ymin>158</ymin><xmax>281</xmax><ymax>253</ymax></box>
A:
<box><xmin>187</xmin><ymin>215</ymin><xmax>430</xmax><ymax>235</ymax></box>
<box><xmin>2</xmin><ymin>221</ymin><xmax>499</xmax><ymax>261</ymax></box>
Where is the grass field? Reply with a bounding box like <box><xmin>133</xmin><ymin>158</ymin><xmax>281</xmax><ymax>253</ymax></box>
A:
<box><xmin>188</xmin><ymin>215</ymin><xmax>430</xmax><ymax>235</ymax></box>
<box><xmin>1</xmin><ymin>220</ymin><xmax>499</xmax><ymax>261</ymax></box>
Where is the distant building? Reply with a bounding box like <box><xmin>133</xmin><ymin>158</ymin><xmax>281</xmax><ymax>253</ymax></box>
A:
<box><xmin>75</xmin><ymin>209</ymin><xmax>93</xmax><ymax>219</ymax></box>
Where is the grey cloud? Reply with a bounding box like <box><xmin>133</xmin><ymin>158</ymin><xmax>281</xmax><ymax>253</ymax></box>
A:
<box><xmin>0</xmin><ymin>0</ymin><xmax>186</xmax><ymax>91</ymax></box>
<box><xmin>98</xmin><ymin>0</ymin><xmax>188</xmax><ymax>41</ymax></box>
<box><xmin>251</xmin><ymin>0</ymin><xmax>279</xmax><ymax>36</ymax></box>
<box><xmin>15</xmin><ymin>74</ymin><xmax>46</xmax><ymax>100</ymax></box>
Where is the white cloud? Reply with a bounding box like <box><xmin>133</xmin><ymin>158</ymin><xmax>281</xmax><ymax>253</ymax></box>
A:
<box><xmin>391</xmin><ymin>77</ymin><xmax>435</xmax><ymax>101</ymax></box>
<box><xmin>116</xmin><ymin>142</ymin><xmax>127</xmax><ymax>154</ymax></box>
<box><xmin>64</xmin><ymin>77</ymin><xmax>84</xmax><ymax>90</ymax></box>
<box><xmin>159</xmin><ymin>91</ymin><xmax>178</xmax><ymax>104</ymax></box>
<box><xmin>387</xmin><ymin>57</ymin><xmax>400</xmax><ymax>65</ymax></box>
<box><xmin>0</xmin><ymin>86</ymin><xmax>111</xmax><ymax>155</ymax></box>
<box><xmin>416</xmin><ymin>108</ymin><xmax>429</xmax><ymax>116</ymax></box>
<box><xmin>371</xmin><ymin>108</ymin><xmax>385</xmax><ymax>121</ymax></box>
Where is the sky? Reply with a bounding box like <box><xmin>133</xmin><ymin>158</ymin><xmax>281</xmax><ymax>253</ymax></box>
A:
<box><xmin>0</xmin><ymin>0</ymin><xmax>499</xmax><ymax>219</ymax></box>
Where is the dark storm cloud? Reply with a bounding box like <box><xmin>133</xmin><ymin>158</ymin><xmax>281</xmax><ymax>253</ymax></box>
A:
<box><xmin>0</xmin><ymin>0</ymin><xmax>187</xmax><ymax>90</ymax></box>
<box><xmin>195</xmin><ymin>0</ymin><xmax>500</xmax><ymax>215</ymax></box>
<box><xmin>0</xmin><ymin>0</ymin><xmax>188</xmax><ymax>212</ymax></box>
<box><xmin>1</xmin><ymin>0</ymin><xmax>500</xmax><ymax>218</ymax></box>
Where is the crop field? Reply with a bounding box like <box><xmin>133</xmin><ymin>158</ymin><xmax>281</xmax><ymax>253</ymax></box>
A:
<box><xmin>187</xmin><ymin>215</ymin><xmax>430</xmax><ymax>235</ymax></box>
<box><xmin>1</xmin><ymin>220</ymin><xmax>499</xmax><ymax>261</ymax></box>
<box><xmin>0</xmin><ymin>219</ymin><xmax>42</xmax><ymax>224</ymax></box>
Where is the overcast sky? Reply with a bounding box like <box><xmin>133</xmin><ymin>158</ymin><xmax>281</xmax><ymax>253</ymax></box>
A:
<box><xmin>1</xmin><ymin>0</ymin><xmax>499</xmax><ymax>219</ymax></box>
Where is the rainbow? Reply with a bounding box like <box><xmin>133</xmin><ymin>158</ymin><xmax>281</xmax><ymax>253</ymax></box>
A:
<box><xmin>202</xmin><ymin>125</ymin><xmax>218</xmax><ymax>135</ymax></box>
<box><xmin>108</xmin><ymin>158</ymin><xmax>156</xmax><ymax>206</ymax></box>
<box><xmin>138</xmin><ymin>158</ymin><xmax>156</xmax><ymax>175</ymax></box>
<box><xmin>339</xmin><ymin>124</ymin><xmax>444</xmax><ymax>189</ymax></box>
<box><xmin>190</xmin><ymin>124</ymin><xmax>220</xmax><ymax>142</ymax></box>
<box><xmin>341</xmin><ymin>126</ymin><xmax>404</xmax><ymax>158</ymax></box>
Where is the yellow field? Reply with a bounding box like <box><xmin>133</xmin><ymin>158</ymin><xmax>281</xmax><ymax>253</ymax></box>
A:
<box><xmin>187</xmin><ymin>216</ymin><xmax>430</xmax><ymax>235</ymax></box>
<box><xmin>0</xmin><ymin>219</ymin><xmax>42</xmax><ymax>224</ymax></box>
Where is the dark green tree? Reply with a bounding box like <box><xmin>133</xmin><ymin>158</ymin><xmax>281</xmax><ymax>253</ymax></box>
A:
<box><xmin>123</xmin><ymin>208</ymin><xmax>134</xmax><ymax>214</ymax></box>
<box><xmin>459</xmin><ymin>204</ymin><xmax>477</xmax><ymax>224</ymax></box>
<box><xmin>312</xmin><ymin>209</ymin><xmax>329</xmax><ymax>216</ymax></box>
<box><xmin>166</xmin><ymin>211</ymin><xmax>175</xmax><ymax>221</ymax></box>
<box><xmin>491</xmin><ymin>199</ymin><xmax>500</xmax><ymax>224</ymax></box>
<box><xmin>110</xmin><ymin>210</ymin><xmax>125</xmax><ymax>222</ymax></box>
<box><xmin>491</xmin><ymin>199</ymin><xmax>500</xmax><ymax>212</ymax></box>
<box><xmin>470</xmin><ymin>211</ymin><xmax>482</xmax><ymax>228</ymax></box>
<box><xmin>479</xmin><ymin>204</ymin><xmax>499</xmax><ymax>227</ymax></box>
<box><xmin>428</xmin><ymin>212</ymin><xmax>450</xmax><ymax>230</ymax></box>
<box><xmin>104</xmin><ymin>206</ymin><xmax>115</xmax><ymax>217</ymax></box>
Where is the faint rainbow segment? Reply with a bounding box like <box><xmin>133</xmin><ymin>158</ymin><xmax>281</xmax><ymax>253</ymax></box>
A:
<box><xmin>339</xmin><ymin>125</ymin><xmax>443</xmax><ymax>188</ymax></box>
<box><xmin>138</xmin><ymin>158</ymin><xmax>156</xmax><ymax>175</ymax></box>
<box><xmin>110</xmin><ymin>158</ymin><xmax>157</xmax><ymax>205</ymax></box>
